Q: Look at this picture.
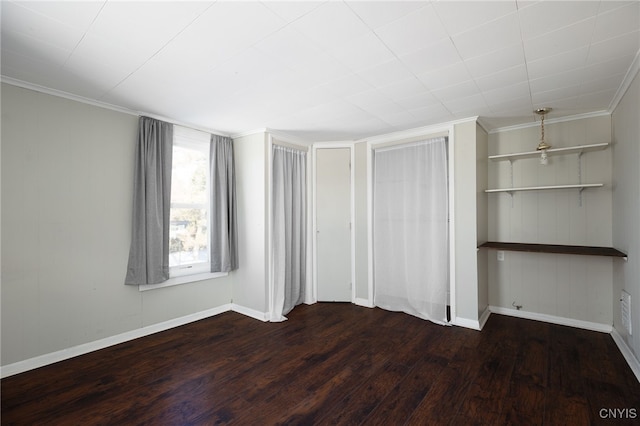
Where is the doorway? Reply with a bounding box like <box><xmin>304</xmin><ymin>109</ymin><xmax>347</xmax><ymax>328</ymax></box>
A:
<box><xmin>314</xmin><ymin>147</ymin><xmax>353</xmax><ymax>302</ymax></box>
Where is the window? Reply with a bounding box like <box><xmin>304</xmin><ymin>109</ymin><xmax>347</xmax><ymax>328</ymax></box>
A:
<box><xmin>169</xmin><ymin>126</ymin><xmax>210</xmax><ymax>277</ymax></box>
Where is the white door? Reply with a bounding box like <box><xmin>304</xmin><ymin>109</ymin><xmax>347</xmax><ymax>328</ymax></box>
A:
<box><xmin>316</xmin><ymin>148</ymin><xmax>352</xmax><ymax>302</ymax></box>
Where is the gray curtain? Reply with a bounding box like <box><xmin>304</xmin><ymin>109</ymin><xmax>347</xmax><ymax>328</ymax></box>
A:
<box><xmin>210</xmin><ymin>135</ymin><xmax>238</xmax><ymax>272</ymax></box>
<box><xmin>125</xmin><ymin>117</ymin><xmax>173</xmax><ymax>285</ymax></box>
<box><xmin>271</xmin><ymin>145</ymin><xmax>307</xmax><ymax>319</ymax></box>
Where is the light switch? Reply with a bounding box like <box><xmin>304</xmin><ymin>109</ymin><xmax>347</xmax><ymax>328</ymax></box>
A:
<box><xmin>497</xmin><ymin>251</ymin><xmax>505</xmax><ymax>261</ymax></box>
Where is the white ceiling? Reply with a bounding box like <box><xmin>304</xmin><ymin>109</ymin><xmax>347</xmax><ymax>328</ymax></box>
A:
<box><xmin>2</xmin><ymin>1</ymin><xmax>639</xmax><ymax>141</ymax></box>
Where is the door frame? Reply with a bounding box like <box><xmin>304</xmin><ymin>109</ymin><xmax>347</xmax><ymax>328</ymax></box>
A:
<box><xmin>366</xmin><ymin>124</ymin><xmax>456</xmax><ymax>321</ymax></box>
<box><xmin>312</xmin><ymin>143</ymin><xmax>355</xmax><ymax>303</ymax></box>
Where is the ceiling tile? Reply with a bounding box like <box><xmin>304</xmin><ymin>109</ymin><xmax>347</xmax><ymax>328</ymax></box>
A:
<box><xmin>433</xmin><ymin>0</ymin><xmax>517</xmax><ymax>36</ymax></box>
<box><xmin>377</xmin><ymin>77</ymin><xmax>430</xmax><ymax>102</ymax></box>
<box><xmin>328</xmin><ymin>32</ymin><xmax>395</xmax><ymax>73</ymax></box>
<box><xmin>452</xmin><ymin>12</ymin><xmax>521</xmax><ymax>60</ymax></box>
<box><xmin>597</xmin><ymin>1</ymin><xmax>637</xmax><ymax>14</ymax></box>
<box><xmin>442</xmin><ymin>92</ymin><xmax>488</xmax><ymax>115</ymax></box>
<box><xmin>89</xmin><ymin>2</ymin><xmax>212</xmax><ymax>54</ymax></box>
<box><xmin>346</xmin><ymin>89</ymin><xmax>393</xmax><ymax>110</ymax></box>
<box><xmin>526</xmin><ymin>46</ymin><xmax>589</xmax><ymax>80</ymax></box>
<box><xmin>482</xmin><ymin>81</ymin><xmax>531</xmax><ymax>106</ymax></box>
<box><xmin>489</xmin><ymin>100</ymin><xmax>534</xmax><ymax>117</ymax></box>
<box><xmin>464</xmin><ymin>43</ymin><xmax>525</xmax><ymax>78</ymax></box>
<box><xmin>586</xmin><ymin>31</ymin><xmax>640</xmax><ymax>65</ymax></box>
<box><xmin>291</xmin><ymin>51</ymin><xmax>353</xmax><ymax>85</ymax></box>
<box><xmin>399</xmin><ymin>38</ymin><xmax>462</xmax><ymax>75</ymax></box>
<box><xmin>261</xmin><ymin>1</ymin><xmax>324</xmax><ymax>23</ymax></box>
<box><xmin>346</xmin><ymin>1</ymin><xmax>426</xmax><ymax>30</ymax></box>
<box><xmin>65</xmin><ymin>33</ymin><xmax>150</xmax><ymax>78</ymax></box>
<box><xmin>318</xmin><ymin>74</ymin><xmax>373</xmax><ymax>99</ymax></box>
<box><xmin>582</xmin><ymin>55</ymin><xmax>636</xmax><ymax>82</ymax></box>
<box><xmin>374</xmin><ymin>4</ymin><xmax>449</xmax><ymax>56</ymax></box>
<box><xmin>291</xmin><ymin>2</ymin><xmax>370</xmax><ymax>51</ymax></box>
<box><xmin>531</xmin><ymin>85</ymin><xmax>582</xmax><ymax>105</ymax></box>
<box><xmin>254</xmin><ymin>27</ymin><xmax>325</xmax><ymax>70</ymax></box>
<box><xmin>518</xmin><ymin>0</ymin><xmax>599</xmax><ymax>40</ymax></box>
<box><xmin>394</xmin><ymin>92</ymin><xmax>440</xmax><ymax>110</ymax></box>
<box><xmin>581</xmin><ymin>73</ymin><xmax>626</xmax><ymax>95</ymax></box>
<box><xmin>1</xmin><ymin>1</ymin><xmax>86</xmax><ymax>51</ymax></box>
<box><xmin>161</xmin><ymin>1</ymin><xmax>286</xmax><ymax>71</ymax></box>
<box><xmin>356</xmin><ymin>59</ymin><xmax>414</xmax><ymax>87</ymax></box>
<box><xmin>523</xmin><ymin>18</ymin><xmax>596</xmax><ymax>61</ymax></box>
<box><xmin>1</xmin><ymin>29</ymin><xmax>71</xmax><ymax>67</ymax></box>
<box><xmin>1</xmin><ymin>0</ymin><xmax>638</xmax><ymax>140</ymax></box>
<box><xmin>380</xmin><ymin>110</ymin><xmax>423</xmax><ymax>128</ymax></box>
<box><xmin>577</xmin><ymin>88</ymin><xmax>618</xmax><ymax>110</ymax></box>
<box><xmin>358</xmin><ymin>99</ymin><xmax>406</xmax><ymax>117</ymax></box>
<box><xmin>408</xmin><ymin>103</ymin><xmax>455</xmax><ymax>123</ymax></box>
<box><xmin>475</xmin><ymin>65</ymin><xmax>528</xmax><ymax>92</ymax></box>
<box><xmin>6</xmin><ymin>0</ymin><xmax>103</xmax><ymax>32</ymax></box>
<box><xmin>1</xmin><ymin>49</ymin><xmax>61</xmax><ymax>87</ymax></box>
<box><xmin>592</xmin><ymin>1</ymin><xmax>640</xmax><ymax>43</ymax></box>
<box><xmin>529</xmin><ymin>68</ymin><xmax>586</xmax><ymax>94</ymax></box>
<box><xmin>418</xmin><ymin>61</ymin><xmax>472</xmax><ymax>91</ymax></box>
<box><xmin>431</xmin><ymin>79</ymin><xmax>480</xmax><ymax>103</ymax></box>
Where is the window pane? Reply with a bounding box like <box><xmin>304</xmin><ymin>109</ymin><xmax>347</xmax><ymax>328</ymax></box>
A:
<box><xmin>171</xmin><ymin>145</ymin><xmax>208</xmax><ymax>205</ymax></box>
<box><xmin>169</xmin><ymin>207</ymin><xmax>209</xmax><ymax>267</ymax></box>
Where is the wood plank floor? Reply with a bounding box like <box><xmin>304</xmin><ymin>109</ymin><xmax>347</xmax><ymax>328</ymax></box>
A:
<box><xmin>2</xmin><ymin>303</ymin><xmax>639</xmax><ymax>425</ymax></box>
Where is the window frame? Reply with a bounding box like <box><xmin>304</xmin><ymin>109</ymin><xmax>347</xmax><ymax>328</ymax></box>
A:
<box><xmin>138</xmin><ymin>124</ymin><xmax>230</xmax><ymax>292</ymax></box>
<box><xmin>169</xmin><ymin>126</ymin><xmax>212</xmax><ymax>278</ymax></box>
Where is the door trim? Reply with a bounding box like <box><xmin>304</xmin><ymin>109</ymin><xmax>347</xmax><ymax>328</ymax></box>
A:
<box><xmin>312</xmin><ymin>143</ymin><xmax>355</xmax><ymax>303</ymax></box>
<box><xmin>366</xmin><ymin>125</ymin><xmax>456</xmax><ymax>321</ymax></box>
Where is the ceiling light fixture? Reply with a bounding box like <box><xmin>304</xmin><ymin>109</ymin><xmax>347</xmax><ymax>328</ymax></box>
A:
<box><xmin>535</xmin><ymin>107</ymin><xmax>552</xmax><ymax>165</ymax></box>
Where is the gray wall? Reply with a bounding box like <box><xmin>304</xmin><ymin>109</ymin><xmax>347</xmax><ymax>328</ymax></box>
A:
<box><xmin>612</xmin><ymin>70</ymin><xmax>640</xmax><ymax>361</ymax></box>
<box><xmin>1</xmin><ymin>84</ymin><xmax>233</xmax><ymax>366</ymax></box>
<box><xmin>230</xmin><ymin>132</ymin><xmax>268</xmax><ymax>314</ymax></box>
<box><xmin>487</xmin><ymin>114</ymin><xmax>613</xmax><ymax>326</ymax></box>
<box><xmin>453</xmin><ymin>120</ymin><xmax>481</xmax><ymax>324</ymax></box>
<box><xmin>354</xmin><ymin>141</ymin><xmax>369</xmax><ymax>302</ymax></box>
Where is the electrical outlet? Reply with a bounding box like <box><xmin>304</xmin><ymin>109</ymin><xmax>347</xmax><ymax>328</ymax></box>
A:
<box><xmin>497</xmin><ymin>251</ymin><xmax>505</xmax><ymax>261</ymax></box>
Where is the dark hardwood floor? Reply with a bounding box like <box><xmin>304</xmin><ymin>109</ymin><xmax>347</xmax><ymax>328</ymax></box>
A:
<box><xmin>2</xmin><ymin>303</ymin><xmax>639</xmax><ymax>425</ymax></box>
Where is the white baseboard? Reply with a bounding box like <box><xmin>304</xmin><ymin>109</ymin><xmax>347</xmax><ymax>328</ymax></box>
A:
<box><xmin>611</xmin><ymin>327</ymin><xmax>640</xmax><ymax>383</ymax></box>
<box><xmin>489</xmin><ymin>306</ymin><xmax>613</xmax><ymax>333</ymax></box>
<box><xmin>354</xmin><ymin>298</ymin><xmax>374</xmax><ymax>308</ymax></box>
<box><xmin>231</xmin><ymin>304</ymin><xmax>269</xmax><ymax>322</ymax></box>
<box><xmin>1</xmin><ymin>304</ymin><xmax>232</xmax><ymax>379</ymax></box>
<box><xmin>452</xmin><ymin>316</ymin><xmax>481</xmax><ymax>330</ymax></box>
<box><xmin>478</xmin><ymin>307</ymin><xmax>491</xmax><ymax>330</ymax></box>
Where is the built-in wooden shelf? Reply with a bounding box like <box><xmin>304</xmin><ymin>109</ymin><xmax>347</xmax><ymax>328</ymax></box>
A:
<box><xmin>488</xmin><ymin>142</ymin><xmax>609</xmax><ymax>162</ymax></box>
<box><xmin>485</xmin><ymin>183</ymin><xmax>603</xmax><ymax>194</ymax></box>
<box><xmin>479</xmin><ymin>241</ymin><xmax>627</xmax><ymax>258</ymax></box>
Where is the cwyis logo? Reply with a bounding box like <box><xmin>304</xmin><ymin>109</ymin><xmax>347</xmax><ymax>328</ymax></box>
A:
<box><xmin>599</xmin><ymin>408</ymin><xmax>637</xmax><ymax>419</ymax></box>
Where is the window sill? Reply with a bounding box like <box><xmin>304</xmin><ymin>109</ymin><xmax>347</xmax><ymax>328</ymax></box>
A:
<box><xmin>138</xmin><ymin>271</ymin><xmax>229</xmax><ymax>292</ymax></box>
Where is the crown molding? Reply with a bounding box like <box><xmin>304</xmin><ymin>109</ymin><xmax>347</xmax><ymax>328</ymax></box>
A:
<box><xmin>230</xmin><ymin>128</ymin><xmax>268</xmax><ymax>139</ymax></box>
<box><xmin>357</xmin><ymin>116</ymin><xmax>478</xmax><ymax>145</ymax></box>
<box><xmin>266</xmin><ymin>128</ymin><xmax>314</xmax><ymax>146</ymax></box>
<box><xmin>1</xmin><ymin>75</ymin><xmax>230</xmax><ymax>137</ymax></box>
<box><xmin>488</xmin><ymin>110</ymin><xmax>611</xmax><ymax>134</ymax></box>
<box><xmin>2</xmin><ymin>75</ymin><xmax>136</xmax><ymax>116</ymax></box>
<box><xmin>609</xmin><ymin>49</ymin><xmax>640</xmax><ymax>114</ymax></box>
<box><xmin>476</xmin><ymin>117</ymin><xmax>491</xmax><ymax>134</ymax></box>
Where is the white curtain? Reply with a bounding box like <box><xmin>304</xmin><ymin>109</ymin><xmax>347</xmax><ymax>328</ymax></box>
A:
<box><xmin>373</xmin><ymin>137</ymin><xmax>449</xmax><ymax>324</ymax></box>
<box><xmin>270</xmin><ymin>145</ymin><xmax>307</xmax><ymax>322</ymax></box>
